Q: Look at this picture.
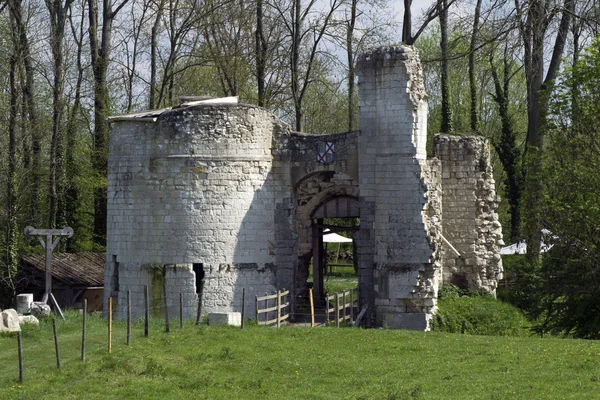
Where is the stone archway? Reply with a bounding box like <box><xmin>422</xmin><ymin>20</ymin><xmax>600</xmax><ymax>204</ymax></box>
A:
<box><xmin>293</xmin><ymin>171</ymin><xmax>360</xmax><ymax>306</ymax></box>
<box><xmin>310</xmin><ymin>196</ymin><xmax>360</xmax><ymax>300</ymax></box>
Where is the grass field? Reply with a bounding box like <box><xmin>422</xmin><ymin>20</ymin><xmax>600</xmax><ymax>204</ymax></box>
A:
<box><xmin>1</xmin><ymin>312</ymin><xmax>599</xmax><ymax>399</ymax></box>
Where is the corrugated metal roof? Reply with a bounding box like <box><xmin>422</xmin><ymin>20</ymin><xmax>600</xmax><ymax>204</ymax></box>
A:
<box><xmin>21</xmin><ymin>252</ymin><xmax>104</xmax><ymax>287</ymax></box>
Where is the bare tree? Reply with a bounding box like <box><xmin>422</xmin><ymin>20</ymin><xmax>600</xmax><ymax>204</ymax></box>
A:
<box><xmin>46</xmin><ymin>0</ymin><xmax>75</xmax><ymax>229</ymax></box>
<box><xmin>88</xmin><ymin>0</ymin><xmax>131</xmax><ymax>244</ymax></box>
<box><xmin>515</xmin><ymin>0</ymin><xmax>573</xmax><ymax>262</ymax></box>
<box><xmin>7</xmin><ymin>0</ymin><xmax>42</xmax><ymax>226</ymax></box>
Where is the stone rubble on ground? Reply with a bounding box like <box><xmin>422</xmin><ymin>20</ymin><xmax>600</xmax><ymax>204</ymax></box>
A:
<box><xmin>19</xmin><ymin>315</ymin><xmax>40</xmax><ymax>326</ymax></box>
<box><xmin>30</xmin><ymin>302</ymin><xmax>51</xmax><ymax>317</ymax></box>
<box><xmin>0</xmin><ymin>309</ymin><xmax>21</xmax><ymax>332</ymax></box>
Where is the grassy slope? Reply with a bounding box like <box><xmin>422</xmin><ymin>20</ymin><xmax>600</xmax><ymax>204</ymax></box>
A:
<box><xmin>1</xmin><ymin>313</ymin><xmax>599</xmax><ymax>400</ymax></box>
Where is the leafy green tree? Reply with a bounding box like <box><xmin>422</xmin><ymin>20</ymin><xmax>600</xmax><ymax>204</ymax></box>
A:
<box><xmin>536</xmin><ymin>37</ymin><xmax>600</xmax><ymax>338</ymax></box>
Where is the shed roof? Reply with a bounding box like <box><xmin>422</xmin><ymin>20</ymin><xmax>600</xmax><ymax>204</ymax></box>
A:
<box><xmin>20</xmin><ymin>252</ymin><xmax>105</xmax><ymax>287</ymax></box>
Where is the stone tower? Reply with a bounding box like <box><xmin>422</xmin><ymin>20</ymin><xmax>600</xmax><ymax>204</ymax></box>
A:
<box><xmin>356</xmin><ymin>46</ymin><xmax>443</xmax><ymax>329</ymax></box>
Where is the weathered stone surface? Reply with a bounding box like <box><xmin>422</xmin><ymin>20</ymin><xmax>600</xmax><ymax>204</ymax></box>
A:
<box><xmin>30</xmin><ymin>302</ymin><xmax>51</xmax><ymax>317</ymax></box>
<box><xmin>208</xmin><ymin>312</ymin><xmax>241</xmax><ymax>327</ymax></box>
<box><xmin>19</xmin><ymin>315</ymin><xmax>39</xmax><ymax>326</ymax></box>
<box><xmin>105</xmin><ymin>45</ymin><xmax>503</xmax><ymax>331</ymax></box>
<box><xmin>16</xmin><ymin>293</ymin><xmax>34</xmax><ymax>314</ymax></box>
<box><xmin>1</xmin><ymin>309</ymin><xmax>21</xmax><ymax>332</ymax></box>
<box><xmin>433</xmin><ymin>135</ymin><xmax>503</xmax><ymax>294</ymax></box>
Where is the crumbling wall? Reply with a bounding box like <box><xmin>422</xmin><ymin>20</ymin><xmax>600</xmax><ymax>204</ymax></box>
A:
<box><xmin>357</xmin><ymin>46</ymin><xmax>442</xmax><ymax>330</ymax></box>
<box><xmin>433</xmin><ymin>134</ymin><xmax>503</xmax><ymax>293</ymax></box>
<box><xmin>106</xmin><ymin>104</ymin><xmax>289</xmax><ymax>319</ymax></box>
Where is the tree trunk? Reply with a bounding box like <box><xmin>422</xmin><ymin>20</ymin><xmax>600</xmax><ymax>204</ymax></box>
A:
<box><xmin>149</xmin><ymin>0</ymin><xmax>165</xmax><ymax>109</ymax></box>
<box><xmin>88</xmin><ymin>0</ymin><xmax>130</xmax><ymax>245</ymax></box>
<box><xmin>9</xmin><ymin>0</ymin><xmax>41</xmax><ymax>226</ymax></box>
<box><xmin>64</xmin><ymin>0</ymin><xmax>86</xmax><ymax>251</ymax></box>
<box><xmin>4</xmin><ymin>47</ymin><xmax>19</xmax><ymax>301</ymax></box>
<box><xmin>439</xmin><ymin>0</ymin><xmax>453</xmax><ymax>133</ymax></box>
<box><xmin>468</xmin><ymin>0</ymin><xmax>482</xmax><ymax>132</ymax></box>
<box><xmin>402</xmin><ymin>0</ymin><xmax>412</xmax><ymax>44</ymax></box>
<box><xmin>346</xmin><ymin>0</ymin><xmax>357</xmax><ymax>131</ymax></box>
<box><xmin>490</xmin><ymin>49</ymin><xmax>521</xmax><ymax>242</ymax></box>
<box><xmin>46</xmin><ymin>0</ymin><xmax>73</xmax><ymax>229</ymax></box>
<box><xmin>256</xmin><ymin>0</ymin><xmax>266</xmax><ymax>107</ymax></box>
<box><xmin>519</xmin><ymin>0</ymin><xmax>572</xmax><ymax>263</ymax></box>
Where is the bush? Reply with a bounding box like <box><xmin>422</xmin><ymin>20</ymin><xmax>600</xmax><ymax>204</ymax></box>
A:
<box><xmin>496</xmin><ymin>255</ymin><xmax>545</xmax><ymax>320</ymax></box>
<box><xmin>431</xmin><ymin>295</ymin><xmax>531</xmax><ymax>337</ymax></box>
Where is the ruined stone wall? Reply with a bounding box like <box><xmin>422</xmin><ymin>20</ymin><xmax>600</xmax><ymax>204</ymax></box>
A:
<box><xmin>357</xmin><ymin>46</ymin><xmax>442</xmax><ymax>330</ymax></box>
<box><xmin>106</xmin><ymin>104</ymin><xmax>292</xmax><ymax>319</ymax></box>
<box><xmin>433</xmin><ymin>134</ymin><xmax>503</xmax><ymax>293</ymax></box>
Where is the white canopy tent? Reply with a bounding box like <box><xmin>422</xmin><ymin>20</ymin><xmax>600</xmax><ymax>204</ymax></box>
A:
<box><xmin>500</xmin><ymin>229</ymin><xmax>554</xmax><ymax>255</ymax></box>
<box><xmin>322</xmin><ymin>229</ymin><xmax>352</xmax><ymax>243</ymax></box>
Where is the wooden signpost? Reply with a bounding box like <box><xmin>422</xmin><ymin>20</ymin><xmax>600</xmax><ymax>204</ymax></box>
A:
<box><xmin>24</xmin><ymin>226</ymin><xmax>74</xmax><ymax>319</ymax></box>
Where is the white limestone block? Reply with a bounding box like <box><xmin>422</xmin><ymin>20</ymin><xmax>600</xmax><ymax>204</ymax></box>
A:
<box><xmin>16</xmin><ymin>293</ymin><xmax>34</xmax><ymax>314</ymax></box>
<box><xmin>208</xmin><ymin>312</ymin><xmax>242</xmax><ymax>327</ymax></box>
<box><xmin>1</xmin><ymin>309</ymin><xmax>21</xmax><ymax>332</ymax></box>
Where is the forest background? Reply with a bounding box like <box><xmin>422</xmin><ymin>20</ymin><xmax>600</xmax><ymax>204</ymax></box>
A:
<box><xmin>0</xmin><ymin>0</ymin><xmax>599</xmax><ymax>337</ymax></box>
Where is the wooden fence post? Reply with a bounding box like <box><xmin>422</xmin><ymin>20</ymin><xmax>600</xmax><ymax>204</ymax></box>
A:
<box><xmin>335</xmin><ymin>293</ymin><xmax>340</xmax><ymax>328</ymax></box>
<box><xmin>108</xmin><ymin>297</ymin><xmax>113</xmax><ymax>353</ymax></box>
<box><xmin>52</xmin><ymin>319</ymin><xmax>60</xmax><ymax>369</ymax></box>
<box><xmin>350</xmin><ymin>289</ymin><xmax>354</xmax><ymax>321</ymax></box>
<box><xmin>17</xmin><ymin>332</ymin><xmax>23</xmax><ymax>383</ymax></box>
<box><xmin>144</xmin><ymin>285</ymin><xmax>149</xmax><ymax>337</ymax></box>
<box><xmin>276</xmin><ymin>290</ymin><xmax>281</xmax><ymax>328</ymax></box>
<box><xmin>179</xmin><ymin>292</ymin><xmax>184</xmax><ymax>329</ymax></box>
<box><xmin>264</xmin><ymin>293</ymin><xmax>268</xmax><ymax>324</ymax></box>
<box><xmin>255</xmin><ymin>295</ymin><xmax>259</xmax><ymax>323</ymax></box>
<box><xmin>163</xmin><ymin>276</ymin><xmax>170</xmax><ymax>333</ymax></box>
<box><xmin>82</xmin><ymin>299</ymin><xmax>87</xmax><ymax>362</ymax></box>
<box><xmin>127</xmin><ymin>290</ymin><xmax>131</xmax><ymax>345</ymax></box>
<box><xmin>309</xmin><ymin>288</ymin><xmax>315</xmax><ymax>328</ymax></box>
<box><xmin>196</xmin><ymin>280</ymin><xmax>204</xmax><ymax>326</ymax></box>
<box><xmin>325</xmin><ymin>293</ymin><xmax>330</xmax><ymax>323</ymax></box>
<box><xmin>343</xmin><ymin>291</ymin><xmax>347</xmax><ymax>321</ymax></box>
<box><xmin>241</xmin><ymin>288</ymin><xmax>246</xmax><ymax>330</ymax></box>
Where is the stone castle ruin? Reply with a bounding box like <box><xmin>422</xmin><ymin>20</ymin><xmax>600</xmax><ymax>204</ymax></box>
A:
<box><xmin>105</xmin><ymin>46</ymin><xmax>503</xmax><ymax>330</ymax></box>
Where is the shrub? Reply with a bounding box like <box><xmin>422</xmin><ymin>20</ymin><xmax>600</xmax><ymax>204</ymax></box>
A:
<box><xmin>431</xmin><ymin>295</ymin><xmax>531</xmax><ymax>337</ymax></box>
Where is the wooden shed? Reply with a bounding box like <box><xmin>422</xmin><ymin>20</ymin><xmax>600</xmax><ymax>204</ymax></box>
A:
<box><xmin>19</xmin><ymin>252</ymin><xmax>105</xmax><ymax>312</ymax></box>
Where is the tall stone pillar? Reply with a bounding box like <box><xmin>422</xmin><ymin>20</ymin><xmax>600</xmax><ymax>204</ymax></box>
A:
<box><xmin>356</xmin><ymin>46</ymin><xmax>442</xmax><ymax>329</ymax></box>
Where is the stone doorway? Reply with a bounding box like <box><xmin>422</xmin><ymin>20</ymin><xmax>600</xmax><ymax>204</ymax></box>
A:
<box><xmin>310</xmin><ymin>197</ymin><xmax>360</xmax><ymax>302</ymax></box>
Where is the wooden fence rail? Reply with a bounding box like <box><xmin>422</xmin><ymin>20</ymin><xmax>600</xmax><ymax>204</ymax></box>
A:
<box><xmin>256</xmin><ymin>289</ymin><xmax>290</xmax><ymax>327</ymax></box>
<box><xmin>326</xmin><ymin>289</ymin><xmax>356</xmax><ymax>327</ymax></box>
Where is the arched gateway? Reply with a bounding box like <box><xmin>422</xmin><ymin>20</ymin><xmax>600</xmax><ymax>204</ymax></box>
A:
<box><xmin>104</xmin><ymin>46</ymin><xmax>503</xmax><ymax>330</ymax></box>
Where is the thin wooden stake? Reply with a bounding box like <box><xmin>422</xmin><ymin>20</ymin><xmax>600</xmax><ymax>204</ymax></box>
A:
<box><xmin>144</xmin><ymin>285</ymin><xmax>149</xmax><ymax>337</ymax></box>
<box><xmin>127</xmin><ymin>290</ymin><xmax>131</xmax><ymax>345</ymax></box>
<box><xmin>276</xmin><ymin>290</ymin><xmax>281</xmax><ymax>328</ymax></box>
<box><xmin>350</xmin><ymin>289</ymin><xmax>354</xmax><ymax>321</ymax></box>
<box><xmin>241</xmin><ymin>288</ymin><xmax>246</xmax><ymax>330</ymax></box>
<box><xmin>179</xmin><ymin>292</ymin><xmax>183</xmax><ymax>329</ymax></box>
<box><xmin>82</xmin><ymin>299</ymin><xmax>87</xmax><ymax>362</ymax></box>
<box><xmin>196</xmin><ymin>280</ymin><xmax>204</xmax><ymax>326</ymax></box>
<box><xmin>108</xmin><ymin>297</ymin><xmax>113</xmax><ymax>353</ymax></box>
<box><xmin>309</xmin><ymin>288</ymin><xmax>315</xmax><ymax>328</ymax></box>
<box><xmin>461</xmin><ymin>320</ymin><xmax>466</xmax><ymax>334</ymax></box>
<box><xmin>49</xmin><ymin>293</ymin><xmax>65</xmax><ymax>320</ymax></box>
<box><xmin>343</xmin><ymin>291</ymin><xmax>347</xmax><ymax>321</ymax></box>
<box><xmin>255</xmin><ymin>295</ymin><xmax>259</xmax><ymax>323</ymax></box>
<box><xmin>52</xmin><ymin>319</ymin><xmax>60</xmax><ymax>369</ymax></box>
<box><xmin>325</xmin><ymin>292</ymin><xmax>330</xmax><ymax>323</ymax></box>
<box><xmin>163</xmin><ymin>271</ymin><xmax>170</xmax><ymax>333</ymax></box>
<box><xmin>17</xmin><ymin>332</ymin><xmax>23</xmax><ymax>383</ymax></box>
<box><xmin>335</xmin><ymin>293</ymin><xmax>340</xmax><ymax>328</ymax></box>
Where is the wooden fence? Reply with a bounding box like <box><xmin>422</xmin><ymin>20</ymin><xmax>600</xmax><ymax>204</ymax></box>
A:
<box><xmin>256</xmin><ymin>289</ymin><xmax>290</xmax><ymax>327</ymax></box>
<box><xmin>325</xmin><ymin>289</ymin><xmax>356</xmax><ymax>327</ymax></box>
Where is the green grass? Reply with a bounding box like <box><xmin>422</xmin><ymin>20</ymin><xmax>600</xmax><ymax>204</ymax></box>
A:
<box><xmin>1</xmin><ymin>311</ymin><xmax>600</xmax><ymax>399</ymax></box>
<box><xmin>432</xmin><ymin>295</ymin><xmax>532</xmax><ymax>337</ymax></box>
